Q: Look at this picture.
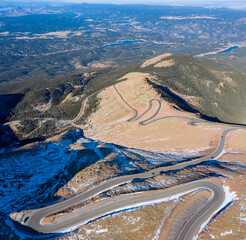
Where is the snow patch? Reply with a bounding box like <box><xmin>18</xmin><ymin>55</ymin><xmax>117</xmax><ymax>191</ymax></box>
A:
<box><xmin>167</xmin><ymin>147</ymin><xmax>211</xmax><ymax>158</ymax></box>
<box><xmin>237</xmin><ymin>212</ymin><xmax>246</xmax><ymax>223</ymax></box>
<box><xmin>238</xmin><ymin>216</ymin><xmax>246</xmax><ymax>222</ymax></box>
<box><xmin>96</xmin><ymin>228</ymin><xmax>108</xmax><ymax>233</ymax></box>
<box><xmin>152</xmin><ymin>214</ymin><xmax>167</xmax><ymax>240</ymax></box>
<box><xmin>215</xmin><ymin>149</ymin><xmax>226</xmax><ymax>159</ymax></box>
<box><xmin>122</xmin><ymin>215</ymin><xmax>141</xmax><ymax>225</ymax></box>
<box><xmin>84</xmin><ymin>225</ymin><xmax>108</xmax><ymax>235</ymax></box>
<box><xmin>76</xmin><ymin>138</ymin><xmax>91</xmax><ymax>144</ymax></box>
<box><xmin>222</xmin><ymin>184</ymin><xmax>238</xmax><ymax>205</ymax></box>
<box><xmin>220</xmin><ymin>230</ymin><xmax>233</xmax><ymax>236</ymax></box>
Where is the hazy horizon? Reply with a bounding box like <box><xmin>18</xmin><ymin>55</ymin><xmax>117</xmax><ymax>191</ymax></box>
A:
<box><xmin>1</xmin><ymin>0</ymin><xmax>246</xmax><ymax>8</ymax></box>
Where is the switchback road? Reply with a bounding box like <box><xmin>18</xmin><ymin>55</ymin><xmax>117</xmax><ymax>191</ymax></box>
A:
<box><xmin>22</xmin><ymin>181</ymin><xmax>225</xmax><ymax>240</ymax></box>
<box><xmin>18</xmin><ymin>126</ymin><xmax>240</xmax><ymax>239</ymax></box>
<box><xmin>13</xmin><ymin>84</ymin><xmax>245</xmax><ymax>239</ymax></box>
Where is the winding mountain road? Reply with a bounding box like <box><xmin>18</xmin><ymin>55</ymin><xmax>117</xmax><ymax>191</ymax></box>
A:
<box><xmin>113</xmin><ymin>85</ymin><xmax>139</xmax><ymax>121</ymax></box>
<box><xmin>21</xmin><ymin>181</ymin><xmax>224</xmax><ymax>240</ymax></box>
<box><xmin>113</xmin><ymin>84</ymin><xmax>238</xmax><ymax>127</ymax></box>
<box><xmin>71</xmin><ymin>97</ymin><xmax>88</xmax><ymax>123</ymax></box>
<box><xmin>18</xmin><ymin>125</ymin><xmax>241</xmax><ymax>239</ymax></box>
<box><xmin>14</xmin><ymin>84</ymin><xmax>246</xmax><ymax>239</ymax></box>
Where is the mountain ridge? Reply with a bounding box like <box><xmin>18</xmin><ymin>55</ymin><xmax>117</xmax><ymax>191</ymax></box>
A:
<box><xmin>4</xmin><ymin>53</ymin><xmax>246</xmax><ymax>144</ymax></box>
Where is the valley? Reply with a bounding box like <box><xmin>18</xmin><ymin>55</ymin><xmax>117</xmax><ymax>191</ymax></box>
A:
<box><xmin>1</xmin><ymin>3</ymin><xmax>246</xmax><ymax>88</ymax></box>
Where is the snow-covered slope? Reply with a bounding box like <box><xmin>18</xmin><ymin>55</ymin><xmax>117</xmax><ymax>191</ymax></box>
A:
<box><xmin>1</xmin><ymin>129</ymin><xmax>196</xmax><ymax>239</ymax></box>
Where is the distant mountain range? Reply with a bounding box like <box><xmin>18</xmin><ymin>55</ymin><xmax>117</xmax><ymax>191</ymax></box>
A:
<box><xmin>0</xmin><ymin>3</ymin><xmax>245</xmax><ymax>86</ymax></box>
<box><xmin>0</xmin><ymin>6</ymin><xmax>62</xmax><ymax>17</ymax></box>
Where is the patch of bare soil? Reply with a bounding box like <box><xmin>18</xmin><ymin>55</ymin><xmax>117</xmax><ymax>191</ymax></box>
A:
<box><xmin>6</xmin><ymin>121</ymin><xmax>21</xmax><ymax>134</ymax></box>
<box><xmin>212</xmin><ymin>71</ymin><xmax>236</xmax><ymax>87</ymax></box>
<box><xmin>83</xmin><ymin>75</ymin><xmax>227</xmax><ymax>153</ymax></box>
<box><xmin>90</xmin><ymin>62</ymin><xmax>111</xmax><ymax>68</ymax></box>
<box><xmin>224</xmin><ymin>129</ymin><xmax>246</xmax><ymax>153</ymax></box>
<box><xmin>141</xmin><ymin>53</ymin><xmax>173</xmax><ymax>68</ymax></box>
<box><xmin>60</xmin><ymin>202</ymin><xmax>175</xmax><ymax>240</ymax></box>
<box><xmin>61</xmin><ymin>93</ymin><xmax>74</xmax><ymax>104</ymax></box>
<box><xmin>154</xmin><ymin>59</ymin><xmax>175</xmax><ymax>68</ymax></box>
<box><xmin>55</xmin><ymin>151</ymin><xmax>119</xmax><ymax>198</ymax></box>
<box><xmin>74</xmin><ymin>61</ymin><xmax>87</xmax><ymax>70</ymax></box>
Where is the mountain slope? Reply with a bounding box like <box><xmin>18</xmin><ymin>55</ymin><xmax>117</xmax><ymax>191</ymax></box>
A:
<box><xmin>137</xmin><ymin>54</ymin><xmax>246</xmax><ymax>125</ymax></box>
<box><xmin>88</xmin><ymin>54</ymin><xmax>246</xmax><ymax>124</ymax></box>
<box><xmin>82</xmin><ymin>53</ymin><xmax>246</xmax><ymax>125</ymax></box>
<box><xmin>7</xmin><ymin>53</ymin><xmax>246</xmax><ymax>141</ymax></box>
<box><xmin>3</xmin><ymin>54</ymin><xmax>246</xmax><ymax>240</ymax></box>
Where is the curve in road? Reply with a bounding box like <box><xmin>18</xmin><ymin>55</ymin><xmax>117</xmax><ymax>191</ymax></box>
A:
<box><xmin>113</xmin><ymin>84</ymin><xmax>241</xmax><ymax>128</ymax></box>
<box><xmin>17</xmin><ymin>126</ymin><xmax>241</xmax><ymax>238</ymax></box>
<box><xmin>20</xmin><ymin>181</ymin><xmax>225</xmax><ymax>240</ymax></box>
<box><xmin>113</xmin><ymin>85</ymin><xmax>138</xmax><ymax>122</ymax></box>
<box><xmin>13</xmin><ymin>84</ymin><xmax>246</xmax><ymax>239</ymax></box>
<box><xmin>71</xmin><ymin>97</ymin><xmax>88</xmax><ymax>123</ymax></box>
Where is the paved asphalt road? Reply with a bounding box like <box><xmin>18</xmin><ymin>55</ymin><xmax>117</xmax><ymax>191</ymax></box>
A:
<box><xmin>71</xmin><ymin>97</ymin><xmax>88</xmax><ymax>123</ymax></box>
<box><xmin>17</xmin><ymin>85</ymin><xmax>245</xmax><ymax>239</ymax></box>
<box><xmin>113</xmin><ymin>85</ymin><xmax>242</xmax><ymax>128</ymax></box>
<box><xmin>23</xmin><ymin>181</ymin><xmax>224</xmax><ymax>239</ymax></box>
<box><xmin>177</xmin><ymin>182</ymin><xmax>224</xmax><ymax>240</ymax></box>
<box><xmin>20</xmin><ymin>125</ymin><xmax>240</xmax><ymax>238</ymax></box>
<box><xmin>113</xmin><ymin>85</ymin><xmax>139</xmax><ymax>121</ymax></box>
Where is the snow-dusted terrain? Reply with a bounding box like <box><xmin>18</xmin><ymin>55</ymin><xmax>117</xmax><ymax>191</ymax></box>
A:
<box><xmin>0</xmin><ymin>129</ymin><xmax>195</xmax><ymax>239</ymax></box>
